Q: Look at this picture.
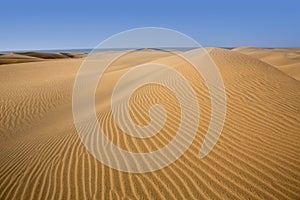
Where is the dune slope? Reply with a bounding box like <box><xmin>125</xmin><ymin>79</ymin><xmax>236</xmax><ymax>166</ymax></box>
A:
<box><xmin>0</xmin><ymin>48</ymin><xmax>299</xmax><ymax>199</ymax></box>
<box><xmin>233</xmin><ymin>47</ymin><xmax>300</xmax><ymax>81</ymax></box>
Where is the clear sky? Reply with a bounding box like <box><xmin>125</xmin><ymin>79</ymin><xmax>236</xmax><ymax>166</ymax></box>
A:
<box><xmin>1</xmin><ymin>0</ymin><xmax>299</xmax><ymax>51</ymax></box>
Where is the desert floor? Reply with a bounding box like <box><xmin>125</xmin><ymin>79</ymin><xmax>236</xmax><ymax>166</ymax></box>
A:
<box><xmin>0</xmin><ymin>48</ymin><xmax>299</xmax><ymax>199</ymax></box>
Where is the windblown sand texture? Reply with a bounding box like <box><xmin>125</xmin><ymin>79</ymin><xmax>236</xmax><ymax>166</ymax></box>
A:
<box><xmin>233</xmin><ymin>47</ymin><xmax>300</xmax><ymax>81</ymax></box>
<box><xmin>0</xmin><ymin>48</ymin><xmax>299</xmax><ymax>199</ymax></box>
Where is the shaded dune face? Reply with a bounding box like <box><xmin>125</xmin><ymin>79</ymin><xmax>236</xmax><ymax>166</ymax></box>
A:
<box><xmin>0</xmin><ymin>48</ymin><xmax>300</xmax><ymax>199</ymax></box>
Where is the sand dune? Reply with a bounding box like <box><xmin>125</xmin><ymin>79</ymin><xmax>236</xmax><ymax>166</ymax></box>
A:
<box><xmin>233</xmin><ymin>47</ymin><xmax>300</xmax><ymax>80</ymax></box>
<box><xmin>0</xmin><ymin>53</ymin><xmax>44</xmax><ymax>65</ymax></box>
<box><xmin>0</xmin><ymin>52</ymin><xmax>87</xmax><ymax>65</ymax></box>
<box><xmin>0</xmin><ymin>48</ymin><xmax>299</xmax><ymax>199</ymax></box>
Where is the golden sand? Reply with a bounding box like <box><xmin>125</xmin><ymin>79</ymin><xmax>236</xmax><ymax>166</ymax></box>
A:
<box><xmin>0</xmin><ymin>48</ymin><xmax>299</xmax><ymax>199</ymax></box>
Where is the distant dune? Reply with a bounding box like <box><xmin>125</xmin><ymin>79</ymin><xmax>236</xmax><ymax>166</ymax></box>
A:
<box><xmin>0</xmin><ymin>53</ymin><xmax>44</xmax><ymax>65</ymax></box>
<box><xmin>233</xmin><ymin>47</ymin><xmax>300</xmax><ymax>80</ymax></box>
<box><xmin>0</xmin><ymin>52</ymin><xmax>87</xmax><ymax>65</ymax></box>
<box><xmin>0</xmin><ymin>48</ymin><xmax>299</xmax><ymax>199</ymax></box>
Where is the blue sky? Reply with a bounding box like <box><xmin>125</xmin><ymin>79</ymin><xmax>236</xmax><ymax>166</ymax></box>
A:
<box><xmin>1</xmin><ymin>0</ymin><xmax>299</xmax><ymax>50</ymax></box>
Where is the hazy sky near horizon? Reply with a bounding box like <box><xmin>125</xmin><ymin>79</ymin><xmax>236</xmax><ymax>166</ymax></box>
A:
<box><xmin>1</xmin><ymin>0</ymin><xmax>299</xmax><ymax>50</ymax></box>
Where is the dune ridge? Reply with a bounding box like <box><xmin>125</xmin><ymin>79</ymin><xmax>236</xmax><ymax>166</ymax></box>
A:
<box><xmin>233</xmin><ymin>47</ymin><xmax>300</xmax><ymax>81</ymax></box>
<box><xmin>0</xmin><ymin>48</ymin><xmax>299</xmax><ymax>199</ymax></box>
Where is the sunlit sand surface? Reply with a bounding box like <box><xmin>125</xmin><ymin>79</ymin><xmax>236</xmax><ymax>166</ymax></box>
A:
<box><xmin>0</xmin><ymin>48</ymin><xmax>299</xmax><ymax>199</ymax></box>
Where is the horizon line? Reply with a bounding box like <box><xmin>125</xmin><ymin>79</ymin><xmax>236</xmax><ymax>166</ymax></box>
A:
<box><xmin>1</xmin><ymin>46</ymin><xmax>299</xmax><ymax>53</ymax></box>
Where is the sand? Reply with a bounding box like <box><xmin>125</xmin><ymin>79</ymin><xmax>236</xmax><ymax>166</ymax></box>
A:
<box><xmin>0</xmin><ymin>52</ymin><xmax>87</xmax><ymax>65</ymax></box>
<box><xmin>0</xmin><ymin>48</ymin><xmax>300</xmax><ymax>199</ymax></box>
<box><xmin>233</xmin><ymin>47</ymin><xmax>300</xmax><ymax>81</ymax></box>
